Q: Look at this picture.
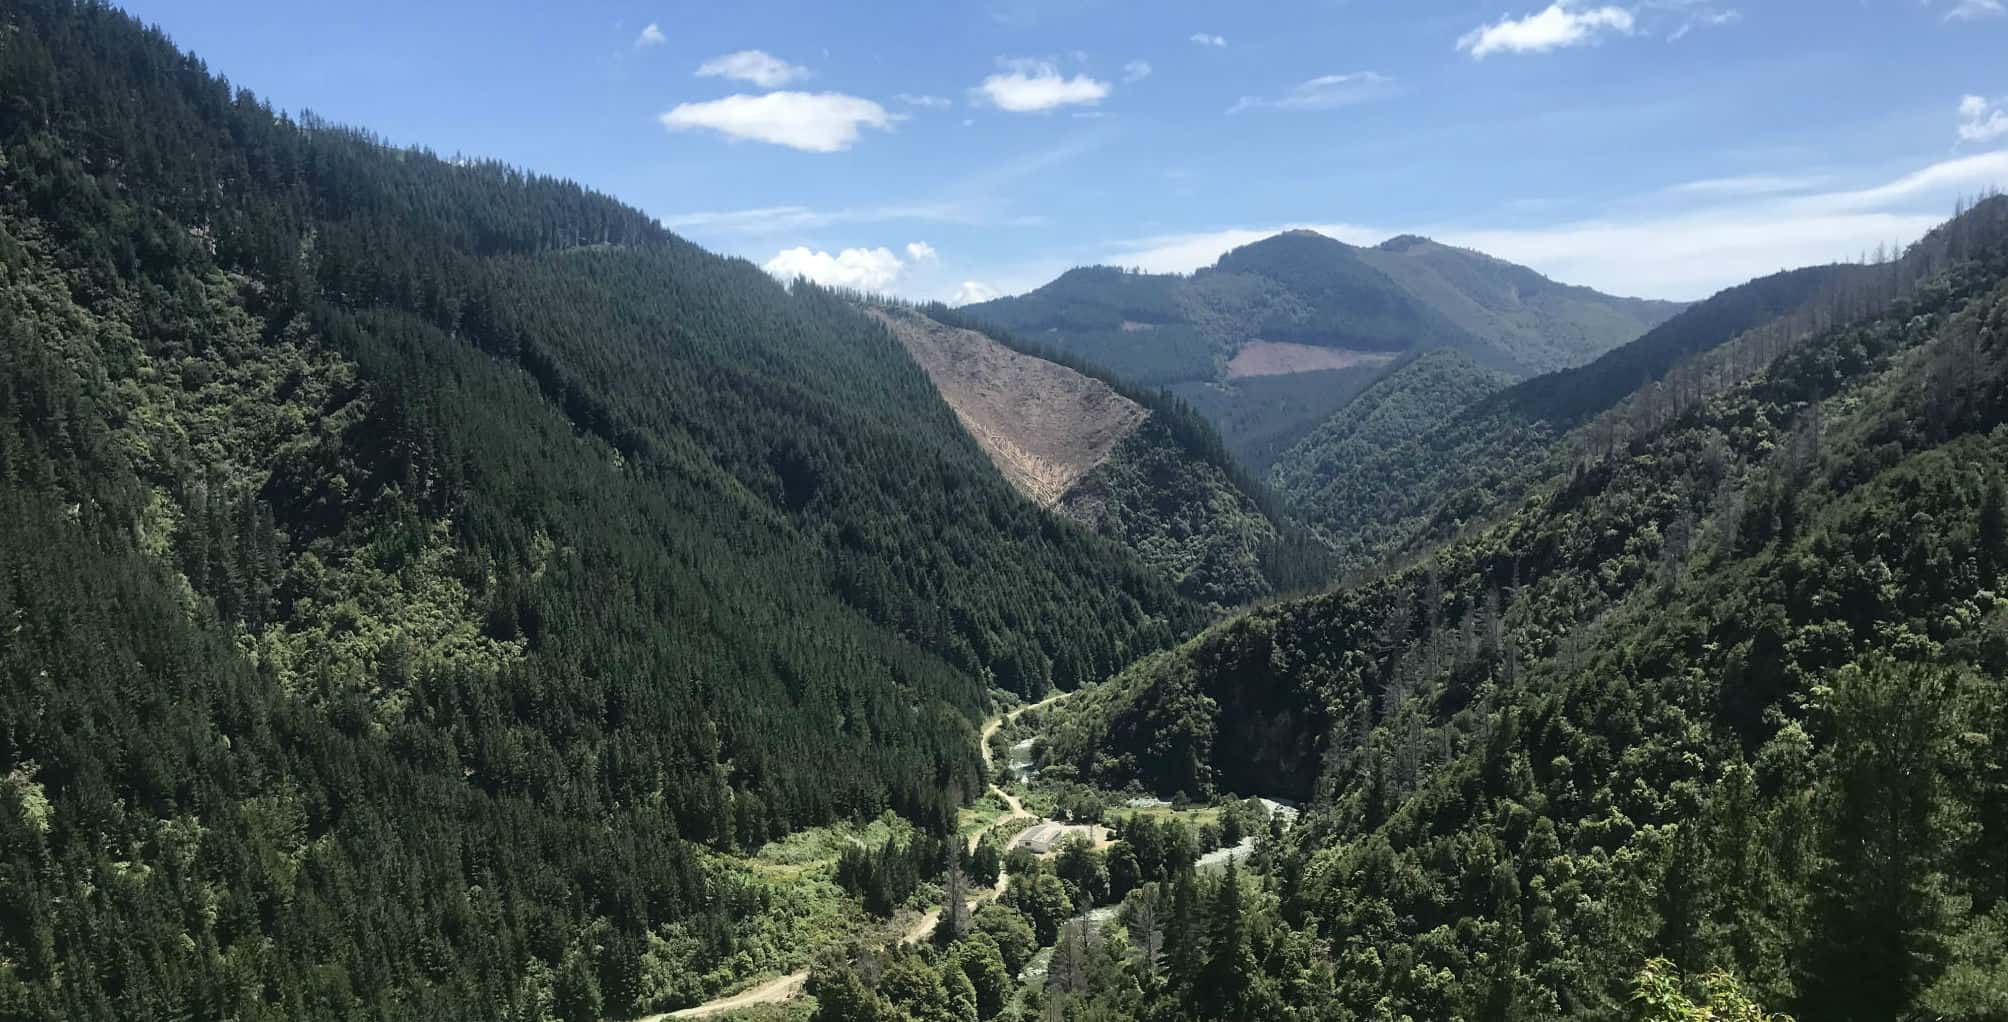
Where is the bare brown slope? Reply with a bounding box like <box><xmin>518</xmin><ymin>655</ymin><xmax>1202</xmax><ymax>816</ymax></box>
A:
<box><xmin>870</xmin><ymin>307</ymin><xmax>1147</xmax><ymax>507</ymax></box>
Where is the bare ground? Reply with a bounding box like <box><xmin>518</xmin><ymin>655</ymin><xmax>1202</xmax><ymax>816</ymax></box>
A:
<box><xmin>870</xmin><ymin>309</ymin><xmax>1146</xmax><ymax>507</ymax></box>
<box><xmin>1225</xmin><ymin>339</ymin><xmax>1398</xmax><ymax>379</ymax></box>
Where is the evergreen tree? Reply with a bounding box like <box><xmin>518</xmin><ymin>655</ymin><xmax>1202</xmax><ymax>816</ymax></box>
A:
<box><xmin>1803</xmin><ymin>659</ymin><xmax>1964</xmax><ymax>1022</ymax></box>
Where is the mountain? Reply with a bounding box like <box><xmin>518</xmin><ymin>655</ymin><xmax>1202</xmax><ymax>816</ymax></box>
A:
<box><xmin>966</xmin><ymin>230</ymin><xmax>1684</xmax><ymax>470</ymax></box>
<box><xmin>1278</xmin><ymin>262</ymin><xmax>1870</xmax><ymax>576</ymax></box>
<box><xmin>0</xmin><ymin>4</ymin><xmax>1205</xmax><ymax>1018</ymax></box>
<box><xmin>872</xmin><ymin>305</ymin><xmax>1337</xmax><ymax>605</ymax></box>
<box><xmin>1035</xmin><ymin>196</ymin><xmax>2008</xmax><ymax>1021</ymax></box>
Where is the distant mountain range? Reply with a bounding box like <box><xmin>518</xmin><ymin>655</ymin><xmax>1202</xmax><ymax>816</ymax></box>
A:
<box><xmin>967</xmin><ymin>230</ymin><xmax>1685</xmax><ymax>469</ymax></box>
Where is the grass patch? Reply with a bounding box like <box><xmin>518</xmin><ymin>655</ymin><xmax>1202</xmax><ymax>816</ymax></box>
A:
<box><xmin>750</xmin><ymin>811</ymin><xmax>918</xmax><ymax>874</ymax></box>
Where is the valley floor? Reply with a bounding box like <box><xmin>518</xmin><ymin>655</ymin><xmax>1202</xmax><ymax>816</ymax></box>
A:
<box><xmin>649</xmin><ymin>693</ymin><xmax>1076</xmax><ymax>1020</ymax></box>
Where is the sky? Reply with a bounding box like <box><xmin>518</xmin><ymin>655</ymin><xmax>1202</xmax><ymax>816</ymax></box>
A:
<box><xmin>120</xmin><ymin>0</ymin><xmax>2008</xmax><ymax>303</ymax></box>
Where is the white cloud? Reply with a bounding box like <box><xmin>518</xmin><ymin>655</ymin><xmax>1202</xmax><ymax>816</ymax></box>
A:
<box><xmin>660</xmin><ymin>92</ymin><xmax>898</xmax><ymax>152</ymax></box>
<box><xmin>1123</xmin><ymin>60</ymin><xmax>1153</xmax><ymax>83</ymax></box>
<box><xmin>695</xmin><ymin>50</ymin><xmax>810</xmax><ymax>88</ymax></box>
<box><xmin>1958</xmin><ymin>95</ymin><xmax>2008</xmax><ymax>144</ymax></box>
<box><xmin>1098</xmin><ymin>151</ymin><xmax>2005</xmax><ymax>300</ymax></box>
<box><xmin>1664</xmin><ymin>174</ymin><xmax>1827</xmax><ymax>197</ymax></box>
<box><xmin>1667</xmin><ymin>6</ymin><xmax>1741</xmax><ymax>41</ymax></box>
<box><xmin>1789</xmin><ymin>150</ymin><xmax>2008</xmax><ymax>212</ymax></box>
<box><xmin>975</xmin><ymin>59</ymin><xmax>1111</xmax><ymax>113</ymax></box>
<box><xmin>1189</xmin><ymin>33</ymin><xmax>1228</xmax><ymax>47</ymax></box>
<box><xmin>905</xmin><ymin>241</ymin><xmax>938</xmax><ymax>261</ymax></box>
<box><xmin>634</xmin><ymin>23</ymin><xmax>666</xmax><ymax>48</ymax></box>
<box><xmin>763</xmin><ymin>246</ymin><xmax>907</xmax><ymax>290</ymax></box>
<box><xmin>663</xmin><ymin>203</ymin><xmax>964</xmax><ymax>234</ymax></box>
<box><xmin>1458</xmin><ymin>3</ymin><xmax>1636</xmax><ymax>58</ymax></box>
<box><xmin>1942</xmin><ymin>0</ymin><xmax>2005</xmax><ymax>20</ymax></box>
<box><xmin>952</xmin><ymin>281</ymin><xmax>1004</xmax><ymax>305</ymax></box>
<box><xmin>896</xmin><ymin>93</ymin><xmax>952</xmax><ymax>109</ymax></box>
<box><xmin>1228</xmin><ymin>72</ymin><xmax>1394</xmax><ymax>114</ymax></box>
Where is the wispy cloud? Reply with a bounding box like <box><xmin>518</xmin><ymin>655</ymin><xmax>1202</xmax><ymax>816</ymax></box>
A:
<box><xmin>1663</xmin><ymin>173</ymin><xmax>1827</xmax><ymax>198</ymax></box>
<box><xmin>1959</xmin><ymin>95</ymin><xmax>2008</xmax><ymax>144</ymax></box>
<box><xmin>662</xmin><ymin>203</ymin><xmax>975</xmax><ymax>235</ymax></box>
<box><xmin>662</xmin><ymin>138</ymin><xmax>1105</xmax><ymax>237</ymax></box>
<box><xmin>905</xmin><ymin>241</ymin><xmax>938</xmax><ymax>261</ymax></box>
<box><xmin>1098</xmin><ymin>151</ymin><xmax>2005</xmax><ymax>300</ymax></box>
<box><xmin>1189</xmin><ymin>33</ymin><xmax>1228</xmax><ymax>47</ymax></box>
<box><xmin>1785</xmin><ymin>150</ymin><xmax>2008</xmax><ymax>213</ymax></box>
<box><xmin>1459</xmin><ymin>3</ymin><xmax>1636</xmax><ymax>58</ymax></box>
<box><xmin>1666</xmin><ymin>5</ymin><xmax>1741</xmax><ymax>41</ymax></box>
<box><xmin>974</xmin><ymin>59</ymin><xmax>1111</xmax><ymax>113</ymax></box>
<box><xmin>1941</xmin><ymin>0</ymin><xmax>2005</xmax><ymax>20</ymax></box>
<box><xmin>695</xmin><ymin>50</ymin><xmax>810</xmax><ymax>88</ymax></box>
<box><xmin>660</xmin><ymin>92</ymin><xmax>899</xmax><ymax>152</ymax></box>
<box><xmin>1228</xmin><ymin>72</ymin><xmax>1394</xmax><ymax>114</ymax></box>
<box><xmin>634</xmin><ymin>23</ymin><xmax>666</xmax><ymax>48</ymax></box>
<box><xmin>1123</xmin><ymin>60</ymin><xmax>1153</xmax><ymax>83</ymax></box>
<box><xmin>896</xmin><ymin>93</ymin><xmax>952</xmax><ymax>109</ymax></box>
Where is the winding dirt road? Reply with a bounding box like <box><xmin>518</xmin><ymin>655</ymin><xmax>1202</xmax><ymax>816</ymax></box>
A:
<box><xmin>651</xmin><ymin>692</ymin><xmax>1071</xmax><ymax>1020</ymax></box>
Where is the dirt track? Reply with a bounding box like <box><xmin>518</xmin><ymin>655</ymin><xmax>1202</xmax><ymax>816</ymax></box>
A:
<box><xmin>649</xmin><ymin>692</ymin><xmax>1073</xmax><ymax>1020</ymax></box>
<box><xmin>870</xmin><ymin>308</ymin><xmax>1145</xmax><ymax>507</ymax></box>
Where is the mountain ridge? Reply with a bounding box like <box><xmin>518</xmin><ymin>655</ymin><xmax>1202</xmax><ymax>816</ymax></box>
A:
<box><xmin>966</xmin><ymin>228</ymin><xmax>1684</xmax><ymax>471</ymax></box>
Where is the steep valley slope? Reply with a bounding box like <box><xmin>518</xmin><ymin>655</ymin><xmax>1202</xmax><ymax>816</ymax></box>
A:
<box><xmin>1042</xmin><ymin>197</ymin><xmax>2008</xmax><ymax>1022</ymax></box>
<box><xmin>871</xmin><ymin>306</ymin><xmax>1316</xmax><ymax>608</ymax></box>
<box><xmin>868</xmin><ymin>307</ymin><xmax>1147</xmax><ymax>507</ymax></box>
<box><xmin>0</xmin><ymin>5</ymin><xmax>1202</xmax><ymax>1019</ymax></box>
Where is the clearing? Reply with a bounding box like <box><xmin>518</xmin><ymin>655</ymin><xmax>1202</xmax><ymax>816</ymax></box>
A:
<box><xmin>870</xmin><ymin>308</ymin><xmax>1146</xmax><ymax>507</ymax></box>
<box><xmin>1224</xmin><ymin>340</ymin><xmax>1398</xmax><ymax>379</ymax></box>
<box><xmin>655</xmin><ymin>692</ymin><xmax>1075</xmax><ymax>1021</ymax></box>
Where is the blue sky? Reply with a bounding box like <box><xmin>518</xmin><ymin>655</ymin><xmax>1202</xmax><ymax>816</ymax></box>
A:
<box><xmin>122</xmin><ymin>0</ymin><xmax>2008</xmax><ymax>302</ymax></box>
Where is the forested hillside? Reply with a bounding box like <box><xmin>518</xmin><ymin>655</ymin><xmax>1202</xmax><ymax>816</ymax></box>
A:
<box><xmin>1279</xmin><ymin>262</ymin><xmax>1879</xmax><ymax>576</ymax></box>
<box><xmin>909</xmin><ymin>304</ymin><xmax>1339</xmax><ymax>604</ymax></box>
<box><xmin>1037</xmin><ymin>196</ymin><xmax>2008</xmax><ymax>1021</ymax></box>
<box><xmin>965</xmin><ymin>231</ymin><xmax>1679</xmax><ymax>473</ymax></box>
<box><xmin>0</xmin><ymin>3</ymin><xmax>1202</xmax><ymax>1019</ymax></box>
<box><xmin>1167</xmin><ymin>364</ymin><xmax>1388</xmax><ymax>471</ymax></box>
<box><xmin>1268</xmin><ymin>349</ymin><xmax>1510</xmax><ymax>530</ymax></box>
<box><xmin>1358</xmin><ymin>235</ymin><xmax>1686</xmax><ymax>376</ymax></box>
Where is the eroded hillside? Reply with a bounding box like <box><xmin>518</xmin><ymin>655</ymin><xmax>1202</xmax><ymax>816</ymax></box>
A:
<box><xmin>870</xmin><ymin>307</ymin><xmax>1147</xmax><ymax>507</ymax></box>
<box><xmin>872</xmin><ymin>306</ymin><xmax>1336</xmax><ymax>607</ymax></box>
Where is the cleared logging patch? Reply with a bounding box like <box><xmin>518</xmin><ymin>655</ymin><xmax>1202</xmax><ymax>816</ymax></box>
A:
<box><xmin>1226</xmin><ymin>339</ymin><xmax>1399</xmax><ymax>378</ymax></box>
<box><xmin>870</xmin><ymin>307</ymin><xmax>1147</xmax><ymax>507</ymax></box>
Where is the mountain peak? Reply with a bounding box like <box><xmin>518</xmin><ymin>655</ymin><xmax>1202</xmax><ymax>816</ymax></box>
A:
<box><xmin>1377</xmin><ymin>234</ymin><xmax>1435</xmax><ymax>253</ymax></box>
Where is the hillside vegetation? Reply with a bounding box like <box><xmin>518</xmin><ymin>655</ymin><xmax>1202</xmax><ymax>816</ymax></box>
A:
<box><xmin>1269</xmin><ymin>348</ymin><xmax>1512</xmax><ymax>529</ymax></box>
<box><xmin>1279</xmin><ymin>262</ymin><xmax>1876</xmax><ymax>576</ymax></box>
<box><xmin>896</xmin><ymin>304</ymin><xmax>1341</xmax><ymax>606</ymax></box>
<box><xmin>0</xmin><ymin>4</ymin><xmax>1203</xmax><ymax>1019</ymax></box>
<box><xmin>1040</xmin><ymin>197</ymin><xmax>2008</xmax><ymax>1021</ymax></box>
<box><xmin>1166</xmin><ymin>365</ymin><xmax>1390</xmax><ymax>471</ymax></box>
<box><xmin>966</xmin><ymin>231</ymin><xmax>1679</xmax><ymax>472</ymax></box>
